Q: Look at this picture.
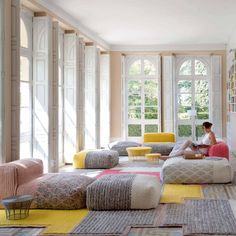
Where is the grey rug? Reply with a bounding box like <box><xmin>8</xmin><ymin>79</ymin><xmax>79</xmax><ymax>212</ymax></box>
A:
<box><xmin>159</xmin><ymin>199</ymin><xmax>236</xmax><ymax>235</ymax></box>
<box><xmin>72</xmin><ymin>209</ymin><xmax>158</xmax><ymax>235</ymax></box>
<box><xmin>0</xmin><ymin>227</ymin><xmax>44</xmax><ymax>236</ymax></box>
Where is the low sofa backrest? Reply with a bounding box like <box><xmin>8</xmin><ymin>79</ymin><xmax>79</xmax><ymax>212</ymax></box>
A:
<box><xmin>144</xmin><ymin>132</ymin><xmax>176</xmax><ymax>143</ymax></box>
<box><xmin>0</xmin><ymin>158</ymin><xmax>43</xmax><ymax>200</ymax></box>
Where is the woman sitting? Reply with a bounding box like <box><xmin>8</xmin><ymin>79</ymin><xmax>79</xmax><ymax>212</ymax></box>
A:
<box><xmin>161</xmin><ymin>122</ymin><xmax>217</xmax><ymax>160</ymax></box>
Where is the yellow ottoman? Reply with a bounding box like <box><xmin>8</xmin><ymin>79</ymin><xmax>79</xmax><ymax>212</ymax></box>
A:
<box><xmin>126</xmin><ymin>147</ymin><xmax>152</xmax><ymax>161</ymax></box>
<box><xmin>145</xmin><ymin>153</ymin><xmax>161</xmax><ymax>163</ymax></box>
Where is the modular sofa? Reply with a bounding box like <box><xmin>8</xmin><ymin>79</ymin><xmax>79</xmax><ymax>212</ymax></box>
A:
<box><xmin>0</xmin><ymin>158</ymin><xmax>95</xmax><ymax>209</ymax></box>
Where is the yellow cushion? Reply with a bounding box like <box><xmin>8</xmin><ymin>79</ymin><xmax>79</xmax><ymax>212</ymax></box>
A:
<box><xmin>143</xmin><ymin>132</ymin><xmax>176</xmax><ymax>143</ymax></box>
<box><xmin>73</xmin><ymin>150</ymin><xmax>89</xmax><ymax>169</ymax></box>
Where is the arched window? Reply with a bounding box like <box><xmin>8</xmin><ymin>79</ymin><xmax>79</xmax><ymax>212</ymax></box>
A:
<box><xmin>128</xmin><ymin>60</ymin><xmax>141</xmax><ymax>76</ymax></box>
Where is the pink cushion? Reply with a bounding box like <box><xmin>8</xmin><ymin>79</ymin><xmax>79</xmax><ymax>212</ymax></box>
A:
<box><xmin>208</xmin><ymin>142</ymin><xmax>229</xmax><ymax>160</ymax></box>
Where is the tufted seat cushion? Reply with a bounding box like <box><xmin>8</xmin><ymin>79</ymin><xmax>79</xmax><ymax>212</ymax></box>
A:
<box><xmin>86</xmin><ymin>174</ymin><xmax>161</xmax><ymax>210</ymax></box>
<box><xmin>161</xmin><ymin>157</ymin><xmax>234</xmax><ymax>184</ymax></box>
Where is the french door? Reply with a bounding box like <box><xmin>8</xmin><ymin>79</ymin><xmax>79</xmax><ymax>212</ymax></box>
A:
<box><xmin>124</xmin><ymin>56</ymin><xmax>161</xmax><ymax>142</ymax></box>
<box><xmin>176</xmin><ymin>57</ymin><xmax>211</xmax><ymax>141</ymax></box>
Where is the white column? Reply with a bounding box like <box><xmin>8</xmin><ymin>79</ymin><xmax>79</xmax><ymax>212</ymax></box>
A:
<box><xmin>84</xmin><ymin>45</ymin><xmax>100</xmax><ymax>149</ymax></box>
<box><xmin>100</xmin><ymin>53</ymin><xmax>110</xmax><ymax>147</ymax></box>
<box><xmin>11</xmin><ymin>0</ymin><xmax>20</xmax><ymax>161</ymax></box>
<box><xmin>33</xmin><ymin>16</ymin><xmax>53</xmax><ymax>171</ymax></box>
<box><xmin>162</xmin><ymin>55</ymin><xmax>175</xmax><ymax>133</ymax></box>
<box><xmin>211</xmin><ymin>55</ymin><xmax>222</xmax><ymax>138</ymax></box>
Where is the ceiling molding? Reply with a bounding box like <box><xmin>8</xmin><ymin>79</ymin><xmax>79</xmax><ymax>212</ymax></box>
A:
<box><xmin>27</xmin><ymin>0</ymin><xmax>110</xmax><ymax>51</ymax></box>
<box><xmin>111</xmin><ymin>44</ymin><xmax>227</xmax><ymax>52</ymax></box>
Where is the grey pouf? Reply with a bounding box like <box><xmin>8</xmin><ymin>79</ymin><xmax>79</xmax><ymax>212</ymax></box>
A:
<box><xmin>108</xmin><ymin>141</ymin><xmax>141</xmax><ymax>156</ymax></box>
<box><xmin>87</xmin><ymin>174</ymin><xmax>161</xmax><ymax>210</ymax></box>
<box><xmin>73</xmin><ymin>149</ymin><xmax>119</xmax><ymax>169</ymax></box>
<box><xmin>143</xmin><ymin>142</ymin><xmax>175</xmax><ymax>155</ymax></box>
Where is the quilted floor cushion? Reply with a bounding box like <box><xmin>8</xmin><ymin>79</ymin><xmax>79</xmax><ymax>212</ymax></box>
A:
<box><xmin>87</xmin><ymin>174</ymin><xmax>161</xmax><ymax>210</ymax></box>
<box><xmin>108</xmin><ymin>141</ymin><xmax>141</xmax><ymax>156</ymax></box>
<box><xmin>143</xmin><ymin>142</ymin><xmax>175</xmax><ymax>155</ymax></box>
<box><xmin>17</xmin><ymin>173</ymin><xmax>95</xmax><ymax>209</ymax></box>
<box><xmin>161</xmin><ymin>157</ymin><xmax>234</xmax><ymax>184</ymax></box>
<box><xmin>73</xmin><ymin>149</ymin><xmax>119</xmax><ymax>169</ymax></box>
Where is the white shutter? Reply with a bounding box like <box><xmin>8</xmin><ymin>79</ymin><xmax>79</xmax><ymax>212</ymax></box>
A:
<box><xmin>77</xmin><ymin>38</ymin><xmax>85</xmax><ymax>151</ymax></box>
<box><xmin>11</xmin><ymin>0</ymin><xmax>20</xmax><ymax>160</ymax></box>
<box><xmin>33</xmin><ymin>16</ymin><xmax>52</xmax><ymax>171</ymax></box>
<box><xmin>63</xmin><ymin>33</ymin><xmax>78</xmax><ymax>163</ymax></box>
<box><xmin>84</xmin><ymin>45</ymin><xmax>99</xmax><ymax>149</ymax></box>
<box><xmin>100</xmin><ymin>54</ymin><xmax>110</xmax><ymax>147</ymax></box>
<box><xmin>162</xmin><ymin>56</ymin><xmax>175</xmax><ymax>132</ymax></box>
<box><xmin>211</xmin><ymin>55</ymin><xmax>222</xmax><ymax>137</ymax></box>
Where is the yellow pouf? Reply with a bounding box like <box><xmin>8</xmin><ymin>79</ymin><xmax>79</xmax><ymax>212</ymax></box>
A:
<box><xmin>73</xmin><ymin>150</ymin><xmax>89</xmax><ymax>168</ymax></box>
<box><xmin>126</xmin><ymin>147</ymin><xmax>152</xmax><ymax>161</ymax></box>
<box><xmin>145</xmin><ymin>153</ymin><xmax>161</xmax><ymax>163</ymax></box>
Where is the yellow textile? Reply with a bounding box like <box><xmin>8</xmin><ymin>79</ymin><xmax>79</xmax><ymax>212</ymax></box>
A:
<box><xmin>0</xmin><ymin>209</ymin><xmax>89</xmax><ymax>234</ymax></box>
<box><xmin>145</xmin><ymin>153</ymin><xmax>161</xmax><ymax>162</ymax></box>
<box><xmin>73</xmin><ymin>150</ymin><xmax>89</xmax><ymax>168</ymax></box>
<box><xmin>160</xmin><ymin>184</ymin><xmax>203</xmax><ymax>203</ymax></box>
<box><xmin>126</xmin><ymin>147</ymin><xmax>152</xmax><ymax>157</ymax></box>
<box><xmin>143</xmin><ymin>132</ymin><xmax>176</xmax><ymax>143</ymax></box>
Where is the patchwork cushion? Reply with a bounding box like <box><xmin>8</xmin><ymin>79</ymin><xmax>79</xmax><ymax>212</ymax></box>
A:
<box><xmin>143</xmin><ymin>142</ymin><xmax>175</xmax><ymax>155</ymax></box>
<box><xmin>108</xmin><ymin>141</ymin><xmax>141</xmax><ymax>156</ymax></box>
<box><xmin>86</xmin><ymin>174</ymin><xmax>161</xmax><ymax>210</ymax></box>
<box><xmin>73</xmin><ymin>149</ymin><xmax>119</xmax><ymax>169</ymax></box>
<box><xmin>17</xmin><ymin>173</ymin><xmax>95</xmax><ymax>209</ymax></box>
<box><xmin>161</xmin><ymin>157</ymin><xmax>234</xmax><ymax>184</ymax></box>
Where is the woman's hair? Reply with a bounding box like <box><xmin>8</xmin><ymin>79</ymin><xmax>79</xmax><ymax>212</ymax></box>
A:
<box><xmin>202</xmin><ymin>121</ymin><xmax>212</xmax><ymax>129</ymax></box>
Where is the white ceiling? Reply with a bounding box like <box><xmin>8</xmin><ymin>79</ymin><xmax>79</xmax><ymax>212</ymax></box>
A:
<box><xmin>44</xmin><ymin>0</ymin><xmax>236</xmax><ymax>48</ymax></box>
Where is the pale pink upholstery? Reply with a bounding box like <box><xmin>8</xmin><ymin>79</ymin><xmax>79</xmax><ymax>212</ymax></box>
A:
<box><xmin>208</xmin><ymin>142</ymin><xmax>229</xmax><ymax>160</ymax></box>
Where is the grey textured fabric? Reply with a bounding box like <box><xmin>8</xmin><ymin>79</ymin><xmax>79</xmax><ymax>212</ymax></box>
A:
<box><xmin>162</xmin><ymin>199</ymin><xmax>236</xmax><ymax>235</ymax></box>
<box><xmin>85</xmin><ymin>150</ymin><xmax>119</xmax><ymax>169</ymax></box>
<box><xmin>143</xmin><ymin>143</ymin><xmax>174</xmax><ymax>155</ymax></box>
<box><xmin>109</xmin><ymin>141</ymin><xmax>141</xmax><ymax>156</ymax></box>
<box><xmin>161</xmin><ymin>157</ymin><xmax>214</xmax><ymax>183</ymax></box>
<box><xmin>34</xmin><ymin>174</ymin><xmax>95</xmax><ymax>209</ymax></box>
<box><xmin>86</xmin><ymin>174</ymin><xmax>135</xmax><ymax>210</ymax></box>
<box><xmin>72</xmin><ymin>209</ymin><xmax>157</xmax><ymax>235</ymax></box>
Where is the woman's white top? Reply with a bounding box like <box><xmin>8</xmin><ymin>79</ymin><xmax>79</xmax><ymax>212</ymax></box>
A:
<box><xmin>199</xmin><ymin>133</ymin><xmax>211</xmax><ymax>155</ymax></box>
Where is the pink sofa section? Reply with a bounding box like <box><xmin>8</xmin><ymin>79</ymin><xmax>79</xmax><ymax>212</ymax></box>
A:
<box><xmin>208</xmin><ymin>142</ymin><xmax>229</xmax><ymax>160</ymax></box>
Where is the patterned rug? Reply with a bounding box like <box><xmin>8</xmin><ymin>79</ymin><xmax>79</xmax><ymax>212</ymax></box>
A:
<box><xmin>128</xmin><ymin>227</ymin><xmax>183</xmax><ymax>236</ymax></box>
<box><xmin>158</xmin><ymin>199</ymin><xmax>236</xmax><ymax>235</ymax></box>
<box><xmin>0</xmin><ymin>227</ymin><xmax>44</xmax><ymax>236</ymax></box>
<box><xmin>72</xmin><ymin>209</ymin><xmax>159</xmax><ymax>235</ymax></box>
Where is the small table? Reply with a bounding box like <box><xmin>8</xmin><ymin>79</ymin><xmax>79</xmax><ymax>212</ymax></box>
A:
<box><xmin>145</xmin><ymin>153</ymin><xmax>161</xmax><ymax>163</ymax></box>
<box><xmin>2</xmin><ymin>195</ymin><xmax>33</xmax><ymax>220</ymax></box>
<box><xmin>126</xmin><ymin>146</ymin><xmax>152</xmax><ymax>161</ymax></box>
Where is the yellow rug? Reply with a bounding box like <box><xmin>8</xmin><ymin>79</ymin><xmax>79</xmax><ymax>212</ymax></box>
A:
<box><xmin>0</xmin><ymin>208</ymin><xmax>89</xmax><ymax>234</ymax></box>
<box><xmin>160</xmin><ymin>184</ymin><xmax>203</xmax><ymax>203</ymax></box>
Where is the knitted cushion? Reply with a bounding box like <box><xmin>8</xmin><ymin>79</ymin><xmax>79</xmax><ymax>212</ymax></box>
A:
<box><xmin>143</xmin><ymin>143</ymin><xmax>175</xmax><ymax>155</ymax></box>
<box><xmin>87</xmin><ymin>174</ymin><xmax>161</xmax><ymax>210</ymax></box>
<box><xmin>73</xmin><ymin>149</ymin><xmax>119</xmax><ymax>169</ymax></box>
<box><xmin>161</xmin><ymin>157</ymin><xmax>234</xmax><ymax>184</ymax></box>
<box><xmin>108</xmin><ymin>141</ymin><xmax>141</xmax><ymax>156</ymax></box>
<box><xmin>208</xmin><ymin>142</ymin><xmax>229</xmax><ymax>160</ymax></box>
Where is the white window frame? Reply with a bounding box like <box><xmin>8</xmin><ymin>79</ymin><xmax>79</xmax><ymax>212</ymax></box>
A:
<box><xmin>124</xmin><ymin>55</ymin><xmax>161</xmax><ymax>142</ymax></box>
<box><xmin>175</xmin><ymin>56</ymin><xmax>212</xmax><ymax>141</ymax></box>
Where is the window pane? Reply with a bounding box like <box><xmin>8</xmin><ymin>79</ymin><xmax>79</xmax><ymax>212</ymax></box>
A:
<box><xmin>196</xmin><ymin>106</ymin><xmax>209</xmax><ymax>119</ymax></box>
<box><xmin>144</xmin><ymin>80</ymin><xmax>158</xmax><ymax>106</ymax></box>
<box><xmin>178</xmin><ymin>80</ymin><xmax>192</xmax><ymax>93</ymax></box>
<box><xmin>20</xmin><ymin>56</ymin><xmax>30</xmax><ymax>81</ymax></box>
<box><xmin>20</xmin><ymin>18</ymin><xmax>28</xmax><ymax>48</ymax></box>
<box><xmin>179</xmin><ymin>60</ymin><xmax>192</xmax><ymax>75</ymax></box>
<box><xmin>129</xmin><ymin>60</ymin><xmax>141</xmax><ymax>76</ymax></box>
<box><xmin>178</xmin><ymin>125</ymin><xmax>192</xmax><ymax>137</ymax></box>
<box><xmin>178</xmin><ymin>106</ymin><xmax>191</xmax><ymax>120</ymax></box>
<box><xmin>20</xmin><ymin>82</ymin><xmax>30</xmax><ymax>107</ymax></box>
<box><xmin>195</xmin><ymin>59</ymin><xmax>207</xmax><ymax>75</ymax></box>
<box><xmin>195</xmin><ymin>80</ymin><xmax>208</xmax><ymax>94</ymax></box>
<box><xmin>20</xmin><ymin>107</ymin><xmax>31</xmax><ymax>135</ymax></box>
<box><xmin>128</xmin><ymin>107</ymin><xmax>141</xmax><ymax>119</ymax></box>
<box><xmin>196</xmin><ymin>125</ymin><xmax>205</xmax><ymax>138</ymax></box>
<box><xmin>128</xmin><ymin>124</ymin><xmax>141</xmax><ymax>137</ymax></box>
<box><xmin>145</xmin><ymin>107</ymin><xmax>158</xmax><ymax>119</ymax></box>
<box><xmin>128</xmin><ymin>80</ymin><xmax>141</xmax><ymax>94</ymax></box>
<box><xmin>144</xmin><ymin>59</ymin><xmax>155</xmax><ymax>75</ymax></box>
<box><xmin>128</xmin><ymin>95</ymin><xmax>141</xmax><ymax>106</ymax></box>
<box><xmin>145</xmin><ymin>124</ymin><xmax>158</xmax><ymax>133</ymax></box>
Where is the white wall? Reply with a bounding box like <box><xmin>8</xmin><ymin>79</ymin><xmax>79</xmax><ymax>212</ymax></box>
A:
<box><xmin>227</xmin><ymin>29</ymin><xmax>236</xmax><ymax>153</ymax></box>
